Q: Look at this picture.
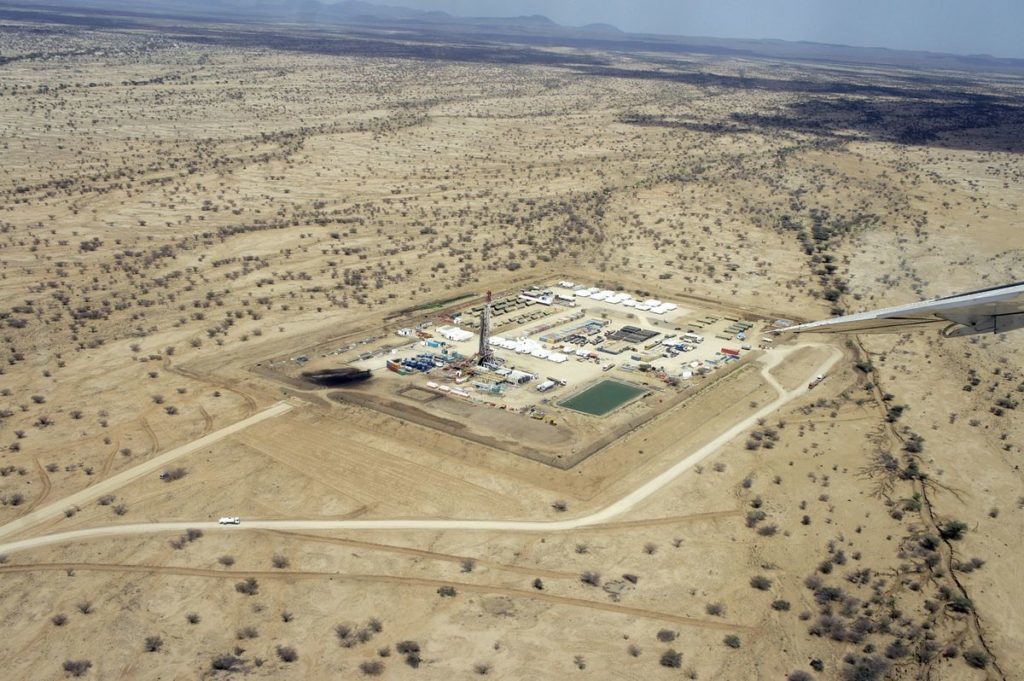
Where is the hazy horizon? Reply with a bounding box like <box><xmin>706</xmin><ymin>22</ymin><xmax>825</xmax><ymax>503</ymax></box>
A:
<box><xmin>353</xmin><ymin>0</ymin><xmax>1024</xmax><ymax>59</ymax></box>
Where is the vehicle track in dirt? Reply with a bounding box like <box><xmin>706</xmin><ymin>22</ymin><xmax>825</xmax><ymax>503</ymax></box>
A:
<box><xmin>198</xmin><ymin>405</ymin><xmax>213</xmax><ymax>435</ymax></box>
<box><xmin>0</xmin><ymin>346</ymin><xmax>840</xmax><ymax>560</ymax></box>
<box><xmin>140</xmin><ymin>417</ymin><xmax>159</xmax><ymax>457</ymax></box>
<box><xmin>268</xmin><ymin>529</ymin><xmax>580</xmax><ymax>580</ymax></box>
<box><xmin>0</xmin><ymin>402</ymin><xmax>293</xmax><ymax>544</ymax></box>
<box><xmin>98</xmin><ymin>435</ymin><xmax>121</xmax><ymax>480</ymax></box>
<box><xmin>21</xmin><ymin>455</ymin><xmax>52</xmax><ymax>515</ymax></box>
<box><xmin>164</xmin><ymin>356</ymin><xmax>259</xmax><ymax>416</ymax></box>
<box><xmin>0</xmin><ymin>562</ymin><xmax>756</xmax><ymax>632</ymax></box>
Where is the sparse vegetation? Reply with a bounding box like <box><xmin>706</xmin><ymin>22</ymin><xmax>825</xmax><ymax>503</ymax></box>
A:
<box><xmin>359</xmin><ymin>660</ymin><xmax>385</xmax><ymax>676</ymax></box>
<box><xmin>236</xmin><ymin>626</ymin><xmax>259</xmax><ymax>640</ymax></box>
<box><xmin>234</xmin><ymin>577</ymin><xmax>259</xmax><ymax>596</ymax></box>
<box><xmin>659</xmin><ymin>650</ymin><xmax>683</xmax><ymax>668</ymax></box>
<box><xmin>211</xmin><ymin>655</ymin><xmax>242</xmax><ymax>671</ymax></box>
<box><xmin>160</xmin><ymin>467</ymin><xmax>187</xmax><ymax>482</ymax></box>
<box><xmin>939</xmin><ymin>520</ymin><xmax>968</xmax><ymax>540</ymax></box>
<box><xmin>963</xmin><ymin>649</ymin><xmax>989</xmax><ymax>669</ymax></box>
<box><xmin>62</xmin><ymin>660</ymin><xmax>92</xmax><ymax>677</ymax></box>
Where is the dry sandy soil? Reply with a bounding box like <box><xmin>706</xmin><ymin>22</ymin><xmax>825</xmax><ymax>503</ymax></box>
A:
<box><xmin>0</xmin><ymin>11</ymin><xmax>1022</xmax><ymax>681</ymax></box>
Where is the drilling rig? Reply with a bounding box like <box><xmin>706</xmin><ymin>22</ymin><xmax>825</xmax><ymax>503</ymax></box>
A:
<box><xmin>477</xmin><ymin>290</ymin><xmax>494</xmax><ymax>365</ymax></box>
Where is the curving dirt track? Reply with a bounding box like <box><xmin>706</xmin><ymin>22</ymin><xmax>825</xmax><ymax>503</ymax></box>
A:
<box><xmin>163</xmin><ymin>356</ymin><xmax>259</xmax><ymax>416</ymax></box>
<box><xmin>0</xmin><ymin>562</ymin><xmax>756</xmax><ymax>632</ymax></box>
<box><xmin>576</xmin><ymin>509</ymin><xmax>743</xmax><ymax>532</ymax></box>
<box><xmin>269</xmin><ymin>529</ymin><xmax>581</xmax><ymax>580</ymax></box>
<box><xmin>140</xmin><ymin>417</ymin><xmax>159</xmax><ymax>456</ymax></box>
<box><xmin>0</xmin><ymin>402</ymin><xmax>293</xmax><ymax>545</ymax></box>
<box><xmin>198</xmin><ymin>405</ymin><xmax>213</xmax><ymax>435</ymax></box>
<box><xmin>0</xmin><ymin>344</ymin><xmax>840</xmax><ymax>556</ymax></box>
<box><xmin>22</xmin><ymin>455</ymin><xmax>52</xmax><ymax>515</ymax></box>
<box><xmin>97</xmin><ymin>436</ymin><xmax>121</xmax><ymax>480</ymax></box>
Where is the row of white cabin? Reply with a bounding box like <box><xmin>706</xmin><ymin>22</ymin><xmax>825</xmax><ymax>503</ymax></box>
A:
<box><xmin>437</xmin><ymin>326</ymin><xmax>474</xmax><ymax>342</ymax></box>
<box><xmin>488</xmin><ymin>336</ymin><xmax>570</xmax><ymax>363</ymax></box>
<box><xmin>557</xmin><ymin>282</ymin><xmax>679</xmax><ymax>315</ymax></box>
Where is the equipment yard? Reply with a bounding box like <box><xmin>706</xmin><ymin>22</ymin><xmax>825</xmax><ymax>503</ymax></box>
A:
<box><xmin>261</xmin><ymin>280</ymin><xmax>769</xmax><ymax>466</ymax></box>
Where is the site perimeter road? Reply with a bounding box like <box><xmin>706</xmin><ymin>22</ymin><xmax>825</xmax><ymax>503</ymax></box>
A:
<box><xmin>0</xmin><ymin>344</ymin><xmax>840</xmax><ymax>556</ymax></box>
<box><xmin>0</xmin><ymin>402</ymin><xmax>294</xmax><ymax>543</ymax></box>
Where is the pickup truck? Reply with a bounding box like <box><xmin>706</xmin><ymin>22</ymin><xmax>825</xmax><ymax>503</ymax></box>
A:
<box><xmin>218</xmin><ymin>516</ymin><xmax>241</xmax><ymax>525</ymax></box>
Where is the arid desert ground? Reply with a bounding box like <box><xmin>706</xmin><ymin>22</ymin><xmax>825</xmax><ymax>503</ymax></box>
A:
<box><xmin>0</xmin><ymin>9</ymin><xmax>1022</xmax><ymax>680</ymax></box>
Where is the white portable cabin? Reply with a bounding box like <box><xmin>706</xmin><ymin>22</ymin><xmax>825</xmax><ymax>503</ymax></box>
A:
<box><xmin>438</xmin><ymin>326</ymin><xmax>474</xmax><ymax>342</ymax></box>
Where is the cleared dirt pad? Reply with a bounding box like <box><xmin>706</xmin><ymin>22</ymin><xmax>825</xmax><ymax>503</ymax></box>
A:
<box><xmin>768</xmin><ymin>344</ymin><xmax>833</xmax><ymax>391</ymax></box>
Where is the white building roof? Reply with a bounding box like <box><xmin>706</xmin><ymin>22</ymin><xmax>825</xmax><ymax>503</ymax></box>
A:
<box><xmin>439</xmin><ymin>326</ymin><xmax>474</xmax><ymax>342</ymax></box>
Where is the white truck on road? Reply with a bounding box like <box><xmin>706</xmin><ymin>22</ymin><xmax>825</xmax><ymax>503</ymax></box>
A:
<box><xmin>218</xmin><ymin>516</ymin><xmax>240</xmax><ymax>525</ymax></box>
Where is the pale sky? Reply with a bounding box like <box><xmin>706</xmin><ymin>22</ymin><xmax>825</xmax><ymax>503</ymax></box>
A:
<box><xmin>381</xmin><ymin>0</ymin><xmax>1024</xmax><ymax>58</ymax></box>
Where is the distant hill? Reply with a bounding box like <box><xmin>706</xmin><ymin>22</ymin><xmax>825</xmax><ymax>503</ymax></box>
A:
<box><xmin>5</xmin><ymin>0</ymin><xmax>1023</xmax><ymax>74</ymax></box>
<box><xmin>20</xmin><ymin>0</ymin><xmax>620</xmax><ymax>35</ymax></box>
<box><xmin>580</xmin><ymin>23</ymin><xmax>623</xmax><ymax>35</ymax></box>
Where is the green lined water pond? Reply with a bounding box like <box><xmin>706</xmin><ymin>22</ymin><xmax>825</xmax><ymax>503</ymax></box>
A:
<box><xmin>559</xmin><ymin>380</ymin><xmax>646</xmax><ymax>416</ymax></box>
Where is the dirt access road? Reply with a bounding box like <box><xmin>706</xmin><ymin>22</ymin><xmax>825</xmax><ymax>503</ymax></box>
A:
<box><xmin>0</xmin><ymin>402</ymin><xmax>293</xmax><ymax>543</ymax></box>
<box><xmin>0</xmin><ymin>344</ymin><xmax>839</xmax><ymax>556</ymax></box>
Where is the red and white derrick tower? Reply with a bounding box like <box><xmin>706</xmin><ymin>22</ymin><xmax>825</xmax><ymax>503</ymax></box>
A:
<box><xmin>477</xmin><ymin>290</ymin><xmax>494</xmax><ymax>365</ymax></box>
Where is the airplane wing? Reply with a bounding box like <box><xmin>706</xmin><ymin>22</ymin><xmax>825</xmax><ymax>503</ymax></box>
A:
<box><xmin>781</xmin><ymin>281</ymin><xmax>1024</xmax><ymax>337</ymax></box>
